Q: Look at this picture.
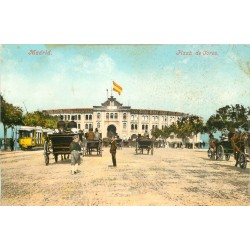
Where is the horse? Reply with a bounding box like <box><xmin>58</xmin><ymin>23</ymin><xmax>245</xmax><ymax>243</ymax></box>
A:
<box><xmin>230</xmin><ymin>131</ymin><xmax>248</xmax><ymax>167</ymax></box>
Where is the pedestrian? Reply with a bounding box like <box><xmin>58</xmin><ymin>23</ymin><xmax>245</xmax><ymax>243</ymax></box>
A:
<box><xmin>10</xmin><ymin>138</ymin><xmax>14</xmax><ymax>151</ymax></box>
<box><xmin>69</xmin><ymin>135</ymin><xmax>81</xmax><ymax>175</ymax></box>
<box><xmin>94</xmin><ymin>128</ymin><xmax>101</xmax><ymax>140</ymax></box>
<box><xmin>110</xmin><ymin>136</ymin><xmax>117</xmax><ymax>167</ymax></box>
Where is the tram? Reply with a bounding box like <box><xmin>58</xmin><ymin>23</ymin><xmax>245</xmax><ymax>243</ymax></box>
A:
<box><xmin>18</xmin><ymin>126</ymin><xmax>53</xmax><ymax>149</ymax></box>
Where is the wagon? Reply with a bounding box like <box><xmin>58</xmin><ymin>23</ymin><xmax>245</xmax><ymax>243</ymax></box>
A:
<box><xmin>43</xmin><ymin>133</ymin><xmax>83</xmax><ymax>165</ymax></box>
<box><xmin>85</xmin><ymin>139</ymin><xmax>102</xmax><ymax>156</ymax></box>
<box><xmin>216</xmin><ymin>140</ymin><xmax>234</xmax><ymax>161</ymax></box>
<box><xmin>116</xmin><ymin>138</ymin><xmax>122</xmax><ymax>150</ymax></box>
<box><xmin>208</xmin><ymin>133</ymin><xmax>250</xmax><ymax>169</ymax></box>
<box><xmin>135</xmin><ymin>138</ymin><xmax>154</xmax><ymax>155</ymax></box>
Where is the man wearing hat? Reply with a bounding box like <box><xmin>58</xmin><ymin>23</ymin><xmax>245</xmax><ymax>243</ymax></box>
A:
<box><xmin>69</xmin><ymin>135</ymin><xmax>81</xmax><ymax>175</ymax></box>
<box><xmin>110</xmin><ymin>136</ymin><xmax>117</xmax><ymax>167</ymax></box>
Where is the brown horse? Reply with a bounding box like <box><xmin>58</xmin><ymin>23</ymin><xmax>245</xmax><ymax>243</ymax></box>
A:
<box><xmin>230</xmin><ymin>132</ymin><xmax>248</xmax><ymax>167</ymax></box>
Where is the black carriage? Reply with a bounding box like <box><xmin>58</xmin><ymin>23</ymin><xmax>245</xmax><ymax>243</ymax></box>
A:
<box><xmin>85</xmin><ymin>139</ymin><xmax>102</xmax><ymax>156</ymax></box>
<box><xmin>116</xmin><ymin>138</ymin><xmax>122</xmax><ymax>150</ymax></box>
<box><xmin>44</xmin><ymin>133</ymin><xmax>82</xmax><ymax>165</ymax></box>
<box><xmin>208</xmin><ymin>133</ymin><xmax>249</xmax><ymax>169</ymax></box>
<box><xmin>135</xmin><ymin>138</ymin><xmax>154</xmax><ymax>155</ymax></box>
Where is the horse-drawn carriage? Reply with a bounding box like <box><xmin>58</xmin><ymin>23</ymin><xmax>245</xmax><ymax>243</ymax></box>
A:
<box><xmin>208</xmin><ymin>132</ymin><xmax>249</xmax><ymax>169</ymax></box>
<box><xmin>85</xmin><ymin>139</ymin><xmax>102</xmax><ymax>156</ymax></box>
<box><xmin>43</xmin><ymin>133</ymin><xmax>83</xmax><ymax>165</ymax></box>
<box><xmin>135</xmin><ymin>137</ymin><xmax>154</xmax><ymax>155</ymax></box>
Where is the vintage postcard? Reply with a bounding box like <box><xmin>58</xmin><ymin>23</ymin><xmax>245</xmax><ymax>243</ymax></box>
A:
<box><xmin>0</xmin><ymin>44</ymin><xmax>249</xmax><ymax>206</ymax></box>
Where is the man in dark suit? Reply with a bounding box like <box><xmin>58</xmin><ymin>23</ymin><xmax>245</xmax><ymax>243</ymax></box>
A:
<box><xmin>57</xmin><ymin>115</ymin><xmax>66</xmax><ymax>133</ymax></box>
<box><xmin>110</xmin><ymin>136</ymin><xmax>117</xmax><ymax>167</ymax></box>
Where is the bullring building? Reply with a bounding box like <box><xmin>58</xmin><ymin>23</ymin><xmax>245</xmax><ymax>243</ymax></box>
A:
<box><xmin>43</xmin><ymin>96</ymin><xmax>185</xmax><ymax>139</ymax></box>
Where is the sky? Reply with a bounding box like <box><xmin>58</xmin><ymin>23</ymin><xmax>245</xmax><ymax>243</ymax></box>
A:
<box><xmin>0</xmin><ymin>44</ymin><xmax>249</xmax><ymax>120</ymax></box>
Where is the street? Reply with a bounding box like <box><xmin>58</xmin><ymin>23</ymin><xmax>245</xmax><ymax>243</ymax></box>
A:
<box><xmin>1</xmin><ymin>147</ymin><xmax>249</xmax><ymax>206</ymax></box>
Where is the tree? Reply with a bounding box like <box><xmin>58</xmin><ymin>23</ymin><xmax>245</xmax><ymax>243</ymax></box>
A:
<box><xmin>175</xmin><ymin>115</ymin><xmax>204</xmax><ymax>146</ymax></box>
<box><xmin>205</xmin><ymin>104</ymin><xmax>249</xmax><ymax>132</ymax></box>
<box><xmin>23</xmin><ymin>111</ymin><xmax>57</xmax><ymax>129</ymax></box>
<box><xmin>0</xmin><ymin>95</ymin><xmax>23</xmax><ymax>149</ymax></box>
<box><xmin>151</xmin><ymin>127</ymin><xmax>163</xmax><ymax>138</ymax></box>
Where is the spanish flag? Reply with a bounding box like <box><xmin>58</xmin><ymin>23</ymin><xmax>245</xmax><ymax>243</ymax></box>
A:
<box><xmin>113</xmin><ymin>81</ymin><xmax>123</xmax><ymax>95</ymax></box>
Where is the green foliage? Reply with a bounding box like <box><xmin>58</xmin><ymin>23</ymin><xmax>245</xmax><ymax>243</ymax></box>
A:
<box><xmin>23</xmin><ymin>111</ymin><xmax>57</xmax><ymax>129</ymax></box>
<box><xmin>175</xmin><ymin>115</ymin><xmax>204</xmax><ymax>139</ymax></box>
<box><xmin>205</xmin><ymin>104</ymin><xmax>249</xmax><ymax>132</ymax></box>
<box><xmin>151</xmin><ymin>128</ymin><xmax>163</xmax><ymax>138</ymax></box>
<box><xmin>1</xmin><ymin>95</ymin><xmax>23</xmax><ymax>149</ymax></box>
<box><xmin>0</xmin><ymin>95</ymin><xmax>23</xmax><ymax>128</ymax></box>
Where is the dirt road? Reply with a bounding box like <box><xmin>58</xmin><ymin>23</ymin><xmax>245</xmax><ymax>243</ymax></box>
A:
<box><xmin>1</xmin><ymin>147</ymin><xmax>249</xmax><ymax>206</ymax></box>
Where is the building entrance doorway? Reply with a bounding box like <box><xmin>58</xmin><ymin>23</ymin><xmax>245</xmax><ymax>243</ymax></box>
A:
<box><xmin>107</xmin><ymin>125</ymin><xmax>117</xmax><ymax>138</ymax></box>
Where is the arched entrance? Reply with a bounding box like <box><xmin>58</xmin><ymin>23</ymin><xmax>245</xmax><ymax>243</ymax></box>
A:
<box><xmin>107</xmin><ymin>124</ymin><xmax>117</xmax><ymax>138</ymax></box>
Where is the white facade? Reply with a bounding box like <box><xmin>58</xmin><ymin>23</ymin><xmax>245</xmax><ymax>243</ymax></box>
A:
<box><xmin>44</xmin><ymin>96</ymin><xmax>185</xmax><ymax>139</ymax></box>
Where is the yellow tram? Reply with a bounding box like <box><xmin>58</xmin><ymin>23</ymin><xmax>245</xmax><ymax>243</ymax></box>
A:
<box><xmin>18</xmin><ymin>126</ymin><xmax>53</xmax><ymax>149</ymax></box>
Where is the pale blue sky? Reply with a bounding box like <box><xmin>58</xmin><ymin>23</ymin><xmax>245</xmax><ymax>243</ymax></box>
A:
<box><xmin>0</xmin><ymin>44</ymin><xmax>249</xmax><ymax>120</ymax></box>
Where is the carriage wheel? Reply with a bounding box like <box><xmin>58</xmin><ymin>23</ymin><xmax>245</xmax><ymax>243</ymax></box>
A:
<box><xmin>225</xmin><ymin>154</ymin><xmax>230</xmax><ymax>161</ymax></box>
<box><xmin>239</xmin><ymin>153</ymin><xmax>247</xmax><ymax>169</ymax></box>
<box><xmin>208</xmin><ymin>149</ymin><xmax>213</xmax><ymax>159</ymax></box>
<box><xmin>217</xmin><ymin>145</ymin><xmax>224</xmax><ymax>160</ymax></box>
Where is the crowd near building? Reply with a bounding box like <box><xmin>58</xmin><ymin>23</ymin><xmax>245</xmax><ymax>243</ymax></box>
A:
<box><xmin>43</xmin><ymin>96</ymin><xmax>193</xmax><ymax>142</ymax></box>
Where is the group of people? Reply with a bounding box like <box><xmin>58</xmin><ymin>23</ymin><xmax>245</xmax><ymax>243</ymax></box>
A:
<box><xmin>69</xmin><ymin>134</ymin><xmax>117</xmax><ymax>175</ymax></box>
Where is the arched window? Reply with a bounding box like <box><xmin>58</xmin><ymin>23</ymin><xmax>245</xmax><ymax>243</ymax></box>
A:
<box><xmin>123</xmin><ymin>123</ymin><xmax>126</xmax><ymax>129</ymax></box>
<box><xmin>123</xmin><ymin>113</ymin><xmax>127</xmax><ymax>120</ymax></box>
<box><xmin>110</xmin><ymin>113</ymin><xmax>114</xmax><ymax>119</ymax></box>
<box><xmin>97</xmin><ymin>113</ymin><xmax>100</xmax><ymax>119</ymax></box>
<box><xmin>89</xmin><ymin>115</ymin><xmax>92</xmax><ymax>120</ymax></box>
<box><xmin>114</xmin><ymin>113</ymin><xmax>118</xmax><ymax>119</ymax></box>
<box><xmin>146</xmin><ymin>125</ymin><xmax>148</xmax><ymax>130</ymax></box>
<box><xmin>106</xmin><ymin>113</ymin><xmax>109</xmax><ymax>119</ymax></box>
<box><xmin>131</xmin><ymin>124</ymin><xmax>134</xmax><ymax>130</ymax></box>
<box><xmin>78</xmin><ymin>115</ymin><xmax>81</xmax><ymax>120</ymax></box>
<box><xmin>97</xmin><ymin>122</ymin><xmax>100</xmax><ymax>128</ymax></box>
<box><xmin>85</xmin><ymin>124</ymin><xmax>88</xmax><ymax>129</ymax></box>
<box><xmin>131</xmin><ymin>115</ymin><xmax>134</xmax><ymax>120</ymax></box>
<box><xmin>135</xmin><ymin>124</ymin><xmax>137</xmax><ymax>130</ymax></box>
<box><xmin>142</xmin><ymin>124</ymin><xmax>145</xmax><ymax>130</ymax></box>
<box><xmin>85</xmin><ymin>115</ymin><xmax>88</xmax><ymax>120</ymax></box>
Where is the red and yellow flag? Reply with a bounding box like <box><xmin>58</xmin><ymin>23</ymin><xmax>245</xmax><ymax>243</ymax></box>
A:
<box><xmin>113</xmin><ymin>81</ymin><xmax>122</xmax><ymax>95</ymax></box>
